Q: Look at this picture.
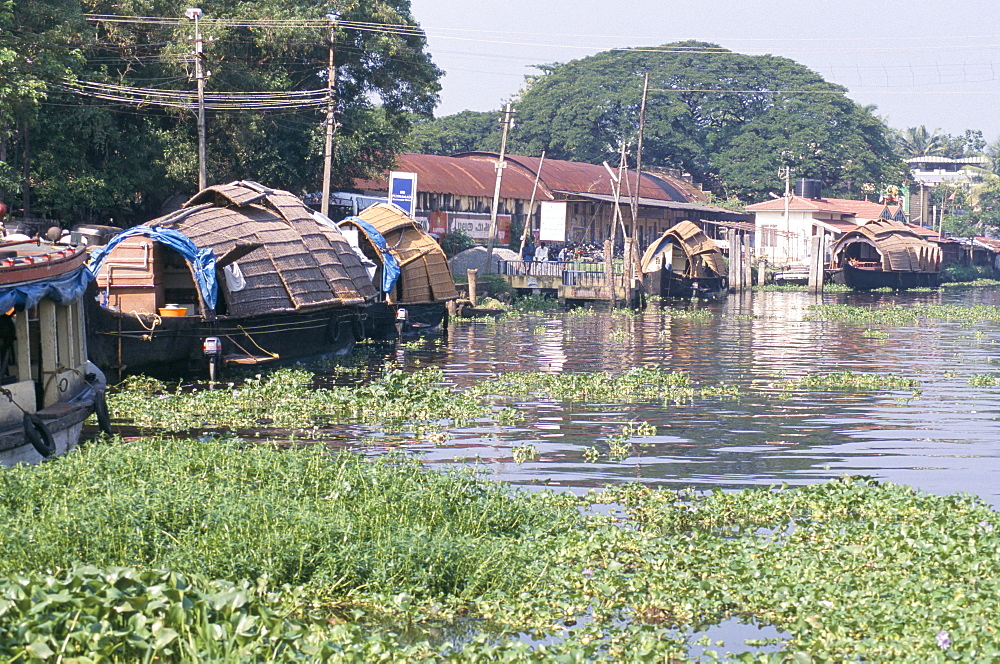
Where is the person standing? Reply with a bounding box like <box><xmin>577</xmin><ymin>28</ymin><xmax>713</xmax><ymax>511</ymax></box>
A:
<box><xmin>536</xmin><ymin>242</ymin><xmax>549</xmax><ymax>262</ymax></box>
<box><xmin>521</xmin><ymin>239</ymin><xmax>536</xmax><ymax>262</ymax></box>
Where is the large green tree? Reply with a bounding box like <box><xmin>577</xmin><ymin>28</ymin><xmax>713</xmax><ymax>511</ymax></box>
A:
<box><xmin>436</xmin><ymin>42</ymin><xmax>906</xmax><ymax>202</ymax></box>
<box><xmin>405</xmin><ymin>110</ymin><xmax>500</xmax><ymax>155</ymax></box>
<box><xmin>3</xmin><ymin>0</ymin><xmax>441</xmax><ymax>224</ymax></box>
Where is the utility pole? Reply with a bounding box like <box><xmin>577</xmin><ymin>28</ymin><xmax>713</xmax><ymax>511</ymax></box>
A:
<box><xmin>484</xmin><ymin>103</ymin><xmax>514</xmax><ymax>274</ymax></box>
<box><xmin>320</xmin><ymin>12</ymin><xmax>340</xmax><ymax>218</ymax></box>
<box><xmin>626</xmin><ymin>73</ymin><xmax>649</xmax><ymax>306</ymax></box>
<box><xmin>519</xmin><ymin>150</ymin><xmax>545</xmax><ymax>256</ymax></box>
<box><xmin>187</xmin><ymin>7</ymin><xmax>208</xmax><ymax>191</ymax></box>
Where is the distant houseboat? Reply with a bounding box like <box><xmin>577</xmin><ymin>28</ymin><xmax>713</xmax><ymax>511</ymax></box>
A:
<box><xmin>87</xmin><ymin>181</ymin><xmax>377</xmax><ymax>378</ymax></box>
<box><xmin>339</xmin><ymin>203</ymin><xmax>458</xmax><ymax>339</ymax></box>
<box><xmin>829</xmin><ymin>219</ymin><xmax>941</xmax><ymax>290</ymax></box>
<box><xmin>640</xmin><ymin>221</ymin><xmax>728</xmax><ymax>298</ymax></box>
<box><xmin>0</xmin><ymin>237</ymin><xmax>109</xmax><ymax>463</ymax></box>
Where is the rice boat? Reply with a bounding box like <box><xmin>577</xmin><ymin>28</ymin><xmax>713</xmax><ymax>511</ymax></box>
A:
<box><xmin>87</xmin><ymin>181</ymin><xmax>377</xmax><ymax>378</ymax></box>
<box><xmin>829</xmin><ymin>219</ymin><xmax>941</xmax><ymax>290</ymax></box>
<box><xmin>338</xmin><ymin>203</ymin><xmax>458</xmax><ymax>339</ymax></box>
<box><xmin>640</xmin><ymin>221</ymin><xmax>728</xmax><ymax>298</ymax></box>
<box><xmin>0</xmin><ymin>236</ymin><xmax>109</xmax><ymax>463</ymax></box>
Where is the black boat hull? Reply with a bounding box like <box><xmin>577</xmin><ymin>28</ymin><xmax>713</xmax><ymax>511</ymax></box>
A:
<box><xmin>644</xmin><ymin>270</ymin><xmax>727</xmax><ymax>299</ymax></box>
<box><xmin>833</xmin><ymin>264</ymin><xmax>940</xmax><ymax>290</ymax></box>
<box><xmin>363</xmin><ymin>302</ymin><xmax>449</xmax><ymax>340</ymax></box>
<box><xmin>87</xmin><ymin>298</ymin><xmax>365</xmax><ymax>378</ymax></box>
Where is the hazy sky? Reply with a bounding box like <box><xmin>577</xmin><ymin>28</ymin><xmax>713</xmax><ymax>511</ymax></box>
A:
<box><xmin>409</xmin><ymin>0</ymin><xmax>1000</xmax><ymax>142</ymax></box>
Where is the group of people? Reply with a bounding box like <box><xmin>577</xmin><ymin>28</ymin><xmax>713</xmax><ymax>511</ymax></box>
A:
<box><xmin>520</xmin><ymin>240</ymin><xmax>599</xmax><ymax>263</ymax></box>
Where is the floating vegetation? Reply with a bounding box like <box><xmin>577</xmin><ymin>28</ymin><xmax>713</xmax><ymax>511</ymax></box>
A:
<box><xmin>608</xmin><ymin>328</ymin><xmax>633</xmax><ymax>344</ymax></box>
<box><xmin>2</xmin><ymin>452</ymin><xmax>999</xmax><ymax>661</ymax></box>
<box><xmin>664</xmin><ymin>308</ymin><xmax>714</xmax><ymax>321</ymax></box>
<box><xmin>861</xmin><ymin>328</ymin><xmax>890</xmax><ymax>339</ymax></box>
<box><xmin>755</xmin><ymin>283</ymin><xmax>807</xmax><ymax>292</ymax></box>
<box><xmin>110</xmin><ymin>367</ymin><xmax>493</xmax><ymax>434</ymax></box>
<box><xmin>470</xmin><ymin>367</ymin><xmax>739</xmax><ymax>404</ymax></box>
<box><xmin>969</xmin><ymin>373</ymin><xmax>1000</xmax><ymax>387</ymax></box>
<box><xmin>771</xmin><ymin>370</ymin><xmax>920</xmax><ymax>393</ymax></box>
<box><xmin>941</xmin><ymin>278</ymin><xmax>1000</xmax><ymax>289</ymax></box>
<box><xmin>511</xmin><ymin>444</ymin><xmax>539</xmax><ymax>464</ymax></box>
<box><xmin>805</xmin><ymin>303</ymin><xmax>1000</xmax><ymax>325</ymax></box>
<box><xmin>511</xmin><ymin>294</ymin><xmax>559</xmax><ymax>312</ymax></box>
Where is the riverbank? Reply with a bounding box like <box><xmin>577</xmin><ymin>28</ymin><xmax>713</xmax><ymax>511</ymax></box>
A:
<box><xmin>0</xmin><ymin>435</ymin><xmax>997</xmax><ymax>661</ymax></box>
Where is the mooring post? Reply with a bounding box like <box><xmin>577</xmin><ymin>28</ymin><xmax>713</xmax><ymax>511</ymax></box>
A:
<box><xmin>742</xmin><ymin>234</ymin><xmax>752</xmax><ymax>291</ymax></box>
<box><xmin>467</xmin><ymin>268</ymin><xmax>478</xmax><ymax>307</ymax></box>
<box><xmin>808</xmin><ymin>235</ymin><xmax>824</xmax><ymax>293</ymax></box>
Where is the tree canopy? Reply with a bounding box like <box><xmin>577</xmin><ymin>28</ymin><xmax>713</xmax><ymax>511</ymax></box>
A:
<box><xmin>412</xmin><ymin>42</ymin><xmax>911</xmax><ymax>203</ymax></box>
<box><xmin>1</xmin><ymin>0</ymin><xmax>441</xmax><ymax>224</ymax></box>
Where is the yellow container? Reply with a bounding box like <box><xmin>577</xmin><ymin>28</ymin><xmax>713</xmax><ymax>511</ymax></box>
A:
<box><xmin>158</xmin><ymin>306</ymin><xmax>187</xmax><ymax>317</ymax></box>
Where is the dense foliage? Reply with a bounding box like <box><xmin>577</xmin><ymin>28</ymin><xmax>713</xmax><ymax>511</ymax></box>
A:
<box><xmin>412</xmin><ymin>42</ymin><xmax>909</xmax><ymax>203</ymax></box>
<box><xmin>1</xmin><ymin>0</ymin><xmax>441</xmax><ymax>224</ymax></box>
<box><xmin>2</xmin><ymin>438</ymin><xmax>1000</xmax><ymax>660</ymax></box>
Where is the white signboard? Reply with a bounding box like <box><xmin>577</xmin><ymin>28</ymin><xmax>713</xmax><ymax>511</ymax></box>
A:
<box><xmin>539</xmin><ymin>201</ymin><xmax>568</xmax><ymax>242</ymax></box>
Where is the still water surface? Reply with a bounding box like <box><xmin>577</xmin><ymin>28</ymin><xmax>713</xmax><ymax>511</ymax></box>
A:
<box><xmin>311</xmin><ymin>288</ymin><xmax>1000</xmax><ymax>507</ymax></box>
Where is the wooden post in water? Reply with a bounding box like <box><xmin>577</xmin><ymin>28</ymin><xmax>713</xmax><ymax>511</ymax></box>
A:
<box><xmin>728</xmin><ymin>229</ymin><xmax>743</xmax><ymax>291</ymax></box>
<box><xmin>757</xmin><ymin>258</ymin><xmax>766</xmax><ymax>286</ymax></box>
<box><xmin>742</xmin><ymin>234</ymin><xmax>752</xmax><ymax>292</ymax></box>
<box><xmin>808</xmin><ymin>235</ymin><xmax>825</xmax><ymax>293</ymax></box>
<box><xmin>604</xmin><ymin>239</ymin><xmax>616</xmax><ymax>308</ymax></box>
<box><xmin>466</xmin><ymin>269</ymin><xmax>478</xmax><ymax>307</ymax></box>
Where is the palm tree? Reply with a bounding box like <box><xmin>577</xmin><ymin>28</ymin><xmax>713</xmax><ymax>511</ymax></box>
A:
<box><xmin>893</xmin><ymin>125</ymin><xmax>949</xmax><ymax>158</ymax></box>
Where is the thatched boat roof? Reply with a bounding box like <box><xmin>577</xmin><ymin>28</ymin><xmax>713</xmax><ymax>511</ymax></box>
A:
<box><xmin>341</xmin><ymin>203</ymin><xmax>458</xmax><ymax>305</ymax></box>
<box><xmin>832</xmin><ymin>219</ymin><xmax>940</xmax><ymax>273</ymax></box>
<box><xmin>640</xmin><ymin>220</ymin><xmax>726</xmax><ymax>277</ymax></box>
<box><xmin>142</xmin><ymin>181</ymin><xmax>375</xmax><ymax>316</ymax></box>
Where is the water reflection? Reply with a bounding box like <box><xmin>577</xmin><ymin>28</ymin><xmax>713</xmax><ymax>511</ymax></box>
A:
<box><xmin>309</xmin><ymin>288</ymin><xmax>1000</xmax><ymax>506</ymax></box>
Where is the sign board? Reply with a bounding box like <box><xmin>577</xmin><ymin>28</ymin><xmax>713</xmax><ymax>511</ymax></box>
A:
<box><xmin>388</xmin><ymin>171</ymin><xmax>417</xmax><ymax>218</ymax></box>
<box><xmin>539</xmin><ymin>201</ymin><xmax>568</xmax><ymax>242</ymax></box>
<box><xmin>449</xmin><ymin>211</ymin><xmax>510</xmax><ymax>244</ymax></box>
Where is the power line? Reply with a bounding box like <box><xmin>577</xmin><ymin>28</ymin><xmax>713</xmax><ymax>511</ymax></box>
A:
<box><xmin>57</xmin><ymin>79</ymin><xmax>329</xmax><ymax>111</ymax></box>
<box><xmin>84</xmin><ymin>14</ymin><xmax>427</xmax><ymax>38</ymax></box>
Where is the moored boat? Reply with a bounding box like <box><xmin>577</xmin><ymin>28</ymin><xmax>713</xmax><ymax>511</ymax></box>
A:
<box><xmin>87</xmin><ymin>181</ymin><xmax>377</xmax><ymax>378</ymax></box>
<box><xmin>829</xmin><ymin>219</ymin><xmax>941</xmax><ymax>290</ymax></box>
<box><xmin>640</xmin><ymin>221</ymin><xmax>728</xmax><ymax>298</ymax></box>
<box><xmin>0</xmin><ymin>237</ymin><xmax>109</xmax><ymax>464</ymax></box>
<box><xmin>338</xmin><ymin>203</ymin><xmax>458</xmax><ymax>339</ymax></box>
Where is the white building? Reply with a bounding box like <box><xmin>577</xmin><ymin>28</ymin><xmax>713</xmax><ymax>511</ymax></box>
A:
<box><xmin>746</xmin><ymin>192</ymin><xmax>906</xmax><ymax>266</ymax></box>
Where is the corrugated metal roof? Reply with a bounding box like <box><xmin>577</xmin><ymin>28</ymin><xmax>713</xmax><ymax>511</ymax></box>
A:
<box><xmin>556</xmin><ymin>191</ymin><xmax>747</xmax><ymax>220</ymax></box>
<box><xmin>354</xmin><ymin>153</ymin><xmax>706</xmax><ymax>203</ymax></box>
<box><xmin>354</xmin><ymin>153</ymin><xmax>545</xmax><ymax>200</ymax></box>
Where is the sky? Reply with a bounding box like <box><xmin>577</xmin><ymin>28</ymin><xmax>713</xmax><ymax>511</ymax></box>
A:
<box><xmin>408</xmin><ymin>0</ymin><xmax>1000</xmax><ymax>142</ymax></box>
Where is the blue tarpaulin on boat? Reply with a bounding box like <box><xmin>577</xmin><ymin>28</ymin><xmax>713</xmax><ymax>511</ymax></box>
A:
<box><xmin>342</xmin><ymin>216</ymin><xmax>400</xmax><ymax>294</ymax></box>
<box><xmin>0</xmin><ymin>265</ymin><xmax>94</xmax><ymax>312</ymax></box>
<box><xmin>87</xmin><ymin>226</ymin><xmax>218</xmax><ymax>311</ymax></box>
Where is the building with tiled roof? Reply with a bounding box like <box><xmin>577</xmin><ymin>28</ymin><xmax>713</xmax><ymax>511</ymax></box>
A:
<box><xmin>350</xmin><ymin>153</ymin><xmax>746</xmax><ymax>248</ymax></box>
<box><xmin>746</xmin><ymin>185</ymin><xmax>908</xmax><ymax>265</ymax></box>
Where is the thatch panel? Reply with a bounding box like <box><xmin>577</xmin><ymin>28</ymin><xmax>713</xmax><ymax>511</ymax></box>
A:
<box><xmin>702</xmin><ymin>252</ymin><xmax>727</xmax><ymax>277</ymax></box>
<box><xmin>184</xmin><ymin>183</ymin><xmax>268</xmax><ymax>209</ymax></box>
<box><xmin>356</xmin><ymin>203</ymin><xmax>415</xmax><ymax>236</ymax></box>
<box><xmin>424</xmin><ymin>253</ymin><xmax>459</xmax><ymax>301</ymax></box>
<box><xmin>400</xmin><ymin>260</ymin><xmax>433</xmax><ymax>303</ymax></box>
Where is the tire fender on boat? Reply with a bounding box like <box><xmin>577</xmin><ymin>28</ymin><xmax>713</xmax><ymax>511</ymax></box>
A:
<box><xmin>94</xmin><ymin>391</ymin><xmax>113</xmax><ymax>435</ymax></box>
<box><xmin>352</xmin><ymin>316</ymin><xmax>365</xmax><ymax>342</ymax></box>
<box><xmin>23</xmin><ymin>413</ymin><xmax>55</xmax><ymax>457</ymax></box>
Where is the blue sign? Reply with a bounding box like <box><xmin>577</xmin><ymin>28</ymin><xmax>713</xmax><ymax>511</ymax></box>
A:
<box><xmin>389</xmin><ymin>171</ymin><xmax>418</xmax><ymax>218</ymax></box>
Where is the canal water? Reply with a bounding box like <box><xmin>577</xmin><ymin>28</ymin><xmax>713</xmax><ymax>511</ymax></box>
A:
<box><xmin>320</xmin><ymin>287</ymin><xmax>1000</xmax><ymax>507</ymax></box>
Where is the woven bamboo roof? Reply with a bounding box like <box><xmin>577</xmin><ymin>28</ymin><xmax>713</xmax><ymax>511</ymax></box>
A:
<box><xmin>832</xmin><ymin>218</ymin><xmax>940</xmax><ymax>273</ymax></box>
<box><xmin>154</xmin><ymin>181</ymin><xmax>377</xmax><ymax>315</ymax></box>
<box><xmin>343</xmin><ymin>203</ymin><xmax>458</xmax><ymax>305</ymax></box>
<box><xmin>640</xmin><ymin>220</ymin><xmax>726</xmax><ymax>278</ymax></box>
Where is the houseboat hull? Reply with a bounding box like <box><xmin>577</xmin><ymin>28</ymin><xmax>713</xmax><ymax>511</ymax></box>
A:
<box><xmin>644</xmin><ymin>270</ymin><xmax>728</xmax><ymax>299</ymax></box>
<box><xmin>0</xmin><ymin>376</ymin><xmax>104</xmax><ymax>464</ymax></box>
<box><xmin>87</xmin><ymin>299</ymin><xmax>365</xmax><ymax>378</ymax></box>
<box><xmin>363</xmin><ymin>302</ymin><xmax>448</xmax><ymax>340</ymax></box>
<box><xmin>833</xmin><ymin>263</ymin><xmax>940</xmax><ymax>290</ymax></box>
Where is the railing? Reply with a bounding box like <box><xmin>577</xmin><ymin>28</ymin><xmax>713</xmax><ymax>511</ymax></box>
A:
<box><xmin>496</xmin><ymin>259</ymin><xmax>624</xmax><ymax>287</ymax></box>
